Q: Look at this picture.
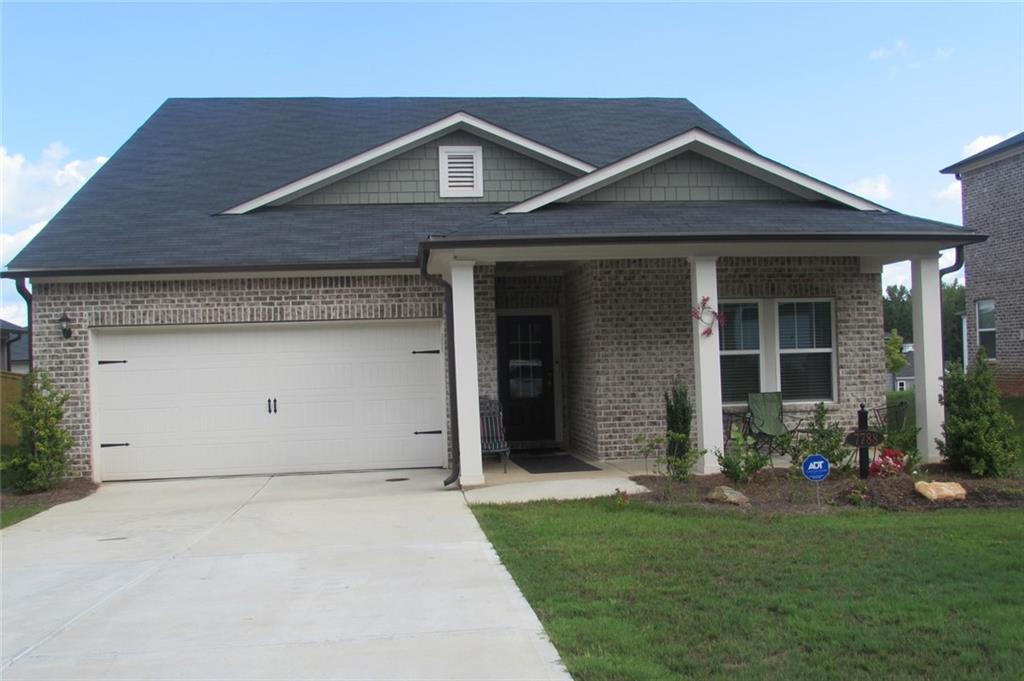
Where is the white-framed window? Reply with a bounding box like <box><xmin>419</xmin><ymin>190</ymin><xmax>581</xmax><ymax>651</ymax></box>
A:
<box><xmin>718</xmin><ymin>298</ymin><xmax>836</xmax><ymax>405</ymax></box>
<box><xmin>719</xmin><ymin>302</ymin><xmax>762</xmax><ymax>404</ymax></box>
<box><xmin>438</xmin><ymin>146</ymin><xmax>483</xmax><ymax>198</ymax></box>
<box><xmin>777</xmin><ymin>300</ymin><xmax>835</xmax><ymax>402</ymax></box>
<box><xmin>976</xmin><ymin>299</ymin><xmax>996</xmax><ymax>359</ymax></box>
<box><xmin>896</xmin><ymin>380</ymin><xmax>907</xmax><ymax>392</ymax></box>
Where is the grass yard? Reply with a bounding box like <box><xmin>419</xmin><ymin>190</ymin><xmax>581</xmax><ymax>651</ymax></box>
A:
<box><xmin>0</xmin><ymin>503</ymin><xmax>48</xmax><ymax>528</ymax></box>
<box><xmin>473</xmin><ymin>500</ymin><xmax>1024</xmax><ymax>681</ymax></box>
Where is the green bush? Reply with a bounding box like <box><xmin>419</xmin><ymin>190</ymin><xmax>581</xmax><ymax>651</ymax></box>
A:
<box><xmin>939</xmin><ymin>350</ymin><xmax>1022</xmax><ymax>477</ymax></box>
<box><xmin>634</xmin><ymin>431</ymin><xmax>702</xmax><ymax>481</ymax></box>
<box><xmin>803</xmin><ymin>403</ymin><xmax>852</xmax><ymax>470</ymax></box>
<box><xmin>664</xmin><ymin>383</ymin><xmax>693</xmax><ymax>459</ymax></box>
<box><xmin>1</xmin><ymin>371</ymin><xmax>74</xmax><ymax>492</ymax></box>
<box><xmin>717</xmin><ymin>423</ymin><xmax>769</xmax><ymax>482</ymax></box>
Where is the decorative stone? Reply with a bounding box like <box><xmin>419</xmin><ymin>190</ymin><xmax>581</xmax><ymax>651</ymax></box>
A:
<box><xmin>706</xmin><ymin>486</ymin><xmax>750</xmax><ymax>506</ymax></box>
<box><xmin>914</xmin><ymin>481</ymin><xmax>967</xmax><ymax>502</ymax></box>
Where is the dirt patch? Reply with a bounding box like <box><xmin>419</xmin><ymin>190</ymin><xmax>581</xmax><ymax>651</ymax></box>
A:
<box><xmin>633</xmin><ymin>464</ymin><xmax>1024</xmax><ymax>514</ymax></box>
<box><xmin>1</xmin><ymin>478</ymin><xmax>98</xmax><ymax>514</ymax></box>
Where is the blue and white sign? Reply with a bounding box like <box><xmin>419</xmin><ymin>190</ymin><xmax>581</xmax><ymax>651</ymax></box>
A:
<box><xmin>802</xmin><ymin>454</ymin><xmax>830</xmax><ymax>482</ymax></box>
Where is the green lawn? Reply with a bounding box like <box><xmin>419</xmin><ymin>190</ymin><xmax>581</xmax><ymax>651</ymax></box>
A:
<box><xmin>0</xmin><ymin>503</ymin><xmax>47</xmax><ymax>528</ymax></box>
<box><xmin>473</xmin><ymin>501</ymin><xmax>1024</xmax><ymax>681</ymax></box>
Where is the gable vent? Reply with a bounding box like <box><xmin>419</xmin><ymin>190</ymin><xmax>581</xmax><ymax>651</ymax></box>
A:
<box><xmin>439</xmin><ymin>146</ymin><xmax>483</xmax><ymax>198</ymax></box>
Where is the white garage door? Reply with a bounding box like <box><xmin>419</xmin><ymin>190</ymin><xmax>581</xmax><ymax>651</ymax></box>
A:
<box><xmin>93</xmin><ymin>321</ymin><xmax>445</xmax><ymax>481</ymax></box>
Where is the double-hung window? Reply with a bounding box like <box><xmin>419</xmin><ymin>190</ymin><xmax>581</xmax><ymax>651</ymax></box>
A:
<box><xmin>719</xmin><ymin>302</ymin><xmax>761</xmax><ymax>403</ymax></box>
<box><xmin>976</xmin><ymin>300</ymin><xmax>996</xmax><ymax>359</ymax></box>
<box><xmin>718</xmin><ymin>298</ymin><xmax>836</xmax><ymax>404</ymax></box>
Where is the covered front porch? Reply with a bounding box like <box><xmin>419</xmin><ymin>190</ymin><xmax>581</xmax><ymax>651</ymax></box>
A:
<box><xmin>432</xmin><ymin>241</ymin><xmax>948</xmax><ymax>489</ymax></box>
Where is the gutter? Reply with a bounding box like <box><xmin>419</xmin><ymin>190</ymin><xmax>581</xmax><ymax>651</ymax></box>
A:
<box><xmin>418</xmin><ymin>245</ymin><xmax>461</xmax><ymax>488</ymax></box>
<box><xmin>939</xmin><ymin>245</ymin><xmax>965</xmax><ymax>280</ymax></box>
<box><xmin>14</xmin><ymin>277</ymin><xmax>32</xmax><ymax>371</ymax></box>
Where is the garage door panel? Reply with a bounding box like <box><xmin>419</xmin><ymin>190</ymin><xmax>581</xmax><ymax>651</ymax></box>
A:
<box><xmin>94</xmin><ymin>321</ymin><xmax>444</xmax><ymax>480</ymax></box>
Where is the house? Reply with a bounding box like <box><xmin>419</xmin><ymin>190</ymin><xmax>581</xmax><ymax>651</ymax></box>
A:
<box><xmin>3</xmin><ymin>98</ymin><xmax>980</xmax><ymax>486</ymax></box>
<box><xmin>891</xmin><ymin>349</ymin><xmax>915</xmax><ymax>392</ymax></box>
<box><xmin>0</xmin><ymin>319</ymin><xmax>29</xmax><ymax>374</ymax></box>
<box><xmin>941</xmin><ymin>132</ymin><xmax>1024</xmax><ymax>395</ymax></box>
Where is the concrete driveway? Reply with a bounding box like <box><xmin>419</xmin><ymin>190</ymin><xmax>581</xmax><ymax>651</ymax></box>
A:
<box><xmin>1</xmin><ymin>471</ymin><xmax>570</xmax><ymax>680</ymax></box>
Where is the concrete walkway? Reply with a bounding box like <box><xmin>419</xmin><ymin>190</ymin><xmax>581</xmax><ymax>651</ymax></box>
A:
<box><xmin>1</xmin><ymin>471</ymin><xmax>570</xmax><ymax>680</ymax></box>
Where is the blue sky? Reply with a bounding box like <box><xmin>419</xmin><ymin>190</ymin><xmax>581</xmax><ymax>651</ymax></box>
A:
<box><xmin>2</xmin><ymin>2</ymin><xmax>1022</xmax><ymax>324</ymax></box>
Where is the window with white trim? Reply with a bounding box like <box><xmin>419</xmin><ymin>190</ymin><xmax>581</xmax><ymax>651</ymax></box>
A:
<box><xmin>976</xmin><ymin>299</ymin><xmax>996</xmax><ymax>359</ymax></box>
<box><xmin>719</xmin><ymin>302</ymin><xmax>761</xmax><ymax>403</ymax></box>
<box><xmin>718</xmin><ymin>298</ymin><xmax>836</xmax><ymax>404</ymax></box>
<box><xmin>778</xmin><ymin>301</ymin><xmax>835</xmax><ymax>402</ymax></box>
<box><xmin>438</xmin><ymin>146</ymin><xmax>483</xmax><ymax>198</ymax></box>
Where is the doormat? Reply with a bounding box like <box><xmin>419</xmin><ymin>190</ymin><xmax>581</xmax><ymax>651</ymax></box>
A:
<box><xmin>510</xmin><ymin>454</ymin><xmax>601</xmax><ymax>474</ymax></box>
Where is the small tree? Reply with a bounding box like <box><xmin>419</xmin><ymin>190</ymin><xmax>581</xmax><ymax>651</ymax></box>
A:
<box><xmin>884</xmin><ymin>328</ymin><xmax>908</xmax><ymax>375</ymax></box>
<box><xmin>939</xmin><ymin>349</ymin><xmax>1022</xmax><ymax>477</ymax></box>
<box><xmin>1</xmin><ymin>371</ymin><xmax>74</xmax><ymax>492</ymax></box>
<box><xmin>664</xmin><ymin>383</ymin><xmax>693</xmax><ymax>459</ymax></box>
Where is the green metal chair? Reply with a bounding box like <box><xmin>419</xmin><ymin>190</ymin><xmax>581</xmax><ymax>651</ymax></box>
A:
<box><xmin>745</xmin><ymin>392</ymin><xmax>801</xmax><ymax>456</ymax></box>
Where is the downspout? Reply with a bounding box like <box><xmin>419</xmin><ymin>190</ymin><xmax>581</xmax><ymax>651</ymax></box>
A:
<box><xmin>14</xmin><ymin>277</ymin><xmax>32</xmax><ymax>371</ymax></box>
<box><xmin>419</xmin><ymin>245</ymin><xmax>461</xmax><ymax>487</ymax></box>
<box><xmin>938</xmin><ymin>246</ymin><xmax>965</xmax><ymax>367</ymax></box>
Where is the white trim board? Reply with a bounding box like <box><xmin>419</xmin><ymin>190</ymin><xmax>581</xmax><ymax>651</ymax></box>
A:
<box><xmin>501</xmin><ymin>129</ymin><xmax>888</xmax><ymax>214</ymax></box>
<box><xmin>222</xmin><ymin>112</ymin><xmax>597</xmax><ymax>214</ymax></box>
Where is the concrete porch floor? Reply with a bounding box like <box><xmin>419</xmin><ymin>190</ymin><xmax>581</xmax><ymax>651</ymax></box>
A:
<box><xmin>464</xmin><ymin>455</ymin><xmax>650</xmax><ymax>504</ymax></box>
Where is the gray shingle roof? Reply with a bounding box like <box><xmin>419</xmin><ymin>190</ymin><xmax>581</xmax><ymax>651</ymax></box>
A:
<box><xmin>3</xmin><ymin>97</ymin><xmax>979</xmax><ymax>275</ymax></box>
<box><xmin>434</xmin><ymin>201</ymin><xmax>978</xmax><ymax>242</ymax></box>
<box><xmin>941</xmin><ymin>131</ymin><xmax>1024</xmax><ymax>174</ymax></box>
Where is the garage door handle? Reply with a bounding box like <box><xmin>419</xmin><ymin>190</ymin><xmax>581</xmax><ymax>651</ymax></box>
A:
<box><xmin>414</xmin><ymin>430</ymin><xmax>442</xmax><ymax>435</ymax></box>
<box><xmin>273</xmin><ymin>398</ymin><xmax>277</xmax><ymax>413</ymax></box>
<box><xmin>268</xmin><ymin>398</ymin><xmax>272</xmax><ymax>414</ymax></box>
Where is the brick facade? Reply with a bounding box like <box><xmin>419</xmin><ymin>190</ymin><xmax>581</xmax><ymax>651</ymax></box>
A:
<box><xmin>961</xmin><ymin>152</ymin><xmax>1024</xmax><ymax>394</ymax></box>
<box><xmin>562</xmin><ymin>257</ymin><xmax>886</xmax><ymax>459</ymax></box>
<box><xmin>34</xmin><ymin>258</ymin><xmax>887</xmax><ymax>478</ymax></box>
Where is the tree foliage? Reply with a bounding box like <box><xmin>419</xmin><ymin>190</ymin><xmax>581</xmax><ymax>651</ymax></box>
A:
<box><xmin>883</xmin><ymin>284</ymin><xmax>913</xmax><ymax>342</ymax></box>
<box><xmin>939</xmin><ymin>349</ymin><xmax>1022</xmax><ymax>477</ymax></box>
<box><xmin>884</xmin><ymin>328</ymin><xmax>909</xmax><ymax>375</ymax></box>
<box><xmin>881</xmin><ymin>281</ymin><xmax>965</xmax><ymax>364</ymax></box>
<box><xmin>1</xmin><ymin>371</ymin><xmax>74</xmax><ymax>492</ymax></box>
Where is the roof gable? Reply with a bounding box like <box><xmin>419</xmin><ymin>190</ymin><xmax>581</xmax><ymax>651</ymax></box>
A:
<box><xmin>575</xmin><ymin>151</ymin><xmax>805</xmax><ymax>203</ymax></box>
<box><xmin>503</xmin><ymin>129</ymin><xmax>887</xmax><ymax>214</ymax></box>
<box><xmin>288</xmin><ymin>131</ymin><xmax>574</xmax><ymax>206</ymax></box>
<box><xmin>941</xmin><ymin>131</ymin><xmax>1024</xmax><ymax>175</ymax></box>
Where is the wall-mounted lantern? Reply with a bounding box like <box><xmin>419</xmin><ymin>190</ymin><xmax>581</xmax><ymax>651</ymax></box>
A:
<box><xmin>59</xmin><ymin>313</ymin><xmax>72</xmax><ymax>339</ymax></box>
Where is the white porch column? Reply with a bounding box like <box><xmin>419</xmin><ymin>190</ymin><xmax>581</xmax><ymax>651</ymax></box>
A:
<box><xmin>911</xmin><ymin>255</ymin><xmax>945</xmax><ymax>462</ymax></box>
<box><xmin>449</xmin><ymin>261</ymin><xmax>485</xmax><ymax>487</ymax></box>
<box><xmin>689</xmin><ymin>256</ymin><xmax>723</xmax><ymax>474</ymax></box>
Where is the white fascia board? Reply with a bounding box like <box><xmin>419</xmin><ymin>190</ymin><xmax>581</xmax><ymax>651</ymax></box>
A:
<box><xmin>221</xmin><ymin>112</ymin><xmax>596</xmax><ymax>214</ymax></box>
<box><xmin>501</xmin><ymin>129</ymin><xmax>887</xmax><ymax>214</ymax></box>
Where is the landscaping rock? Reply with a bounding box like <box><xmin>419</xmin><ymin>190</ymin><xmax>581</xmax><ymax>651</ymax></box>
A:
<box><xmin>706</xmin><ymin>486</ymin><xmax>750</xmax><ymax>507</ymax></box>
<box><xmin>915</xmin><ymin>481</ymin><xmax>967</xmax><ymax>502</ymax></box>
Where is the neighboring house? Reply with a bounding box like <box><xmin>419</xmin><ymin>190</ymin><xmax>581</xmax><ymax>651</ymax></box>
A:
<box><xmin>0</xmin><ymin>320</ymin><xmax>29</xmax><ymax>374</ymax></box>
<box><xmin>942</xmin><ymin>132</ymin><xmax>1024</xmax><ymax>395</ymax></box>
<box><xmin>891</xmin><ymin>349</ymin><xmax>915</xmax><ymax>392</ymax></box>
<box><xmin>3</xmin><ymin>98</ymin><xmax>979</xmax><ymax>486</ymax></box>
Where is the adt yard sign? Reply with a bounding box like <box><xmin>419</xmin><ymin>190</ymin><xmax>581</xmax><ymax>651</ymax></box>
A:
<box><xmin>802</xmin><ymin>454</ymin><xmax>830</xmax><ymax>482</ymax></box>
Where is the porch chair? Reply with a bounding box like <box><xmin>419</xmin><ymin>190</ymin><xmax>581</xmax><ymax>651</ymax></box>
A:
<box><xmin>479</xmin><ymin>398</ymin><xmax>511</xmax><ymax>473</ymax></box>
<box><xmin>745</xmin><ymin>392</ymin><xmax>802</xmax><ymax>457</ymax></box>
<box><xmin>871</xmin><ymin>399</ymin><xmax>910</xmax><ymax>434</ymax></box>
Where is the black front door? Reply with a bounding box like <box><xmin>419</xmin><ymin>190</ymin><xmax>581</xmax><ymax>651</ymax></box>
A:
<box><xmin>497</xmin><ymin>315</ymin><xmax>555</xmax><ymax>442</ymax></box>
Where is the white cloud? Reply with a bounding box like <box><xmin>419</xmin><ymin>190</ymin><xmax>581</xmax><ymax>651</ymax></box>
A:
<box><xmin>0</xmin><ymin>143</ymin><xmax>106</xmax><ymax>324</ymax></box>
<box><xmin>870</xmin><ymin>39</ymin><xmax>911</xmax><ymax>60</ymax></box>
<box><xmin>845</xmin><ymin>174</ymin><xmax>893</xmax><ymax>201</ymax></box>
<box><xmin>934</xmin><ymin>180</ymin><xmax>961</xmax><ymax>204</ymax></box>
<box><xmin>962</xmin><ymin>132</ymin><xmax>1015</xmax><ymax>157</ymax></box>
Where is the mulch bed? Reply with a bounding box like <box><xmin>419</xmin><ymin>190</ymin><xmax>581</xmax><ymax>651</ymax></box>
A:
<box><xmin>633</xmin><ymin>463</ymin><xmax>1024</xmax><ymax>514</ymax></box>
<box><xmin>1</xmin><ymin>478</ymin><xmax>98</xmax><ymax>513</ymax></box>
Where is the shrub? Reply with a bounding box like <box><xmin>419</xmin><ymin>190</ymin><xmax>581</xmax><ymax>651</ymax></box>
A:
<box><xmin>636</xmin><ymin>431</ymin><xmax>702</xmax><ymax>481</ymax></box>
<box><xmin>664</xmin><ymin>383</ymin><xmax>693</xmax><ymax>459</ymax></box>
<box><xmin>1</xmin><ymin>371</ymin><xmax>74</xmax><ymax>492</ymax></box>
<box><xmin>717</xmin><ymin>423</ymin><xmax>770</xmax><ymax>482</ymax></box>
<box><xmin>803</xmin><ymin>403</ymin><xmax>852</xmax><ymax>470</ymax></box>
<box><xmin>939</xmin><ymin>350</ymin><xmax>1022</xmax><ymax>477</ymax></box>
<box><xmin>869</xmin><ymin>448</ymin><xmax>906</xmax><ymax>477</ymax></box>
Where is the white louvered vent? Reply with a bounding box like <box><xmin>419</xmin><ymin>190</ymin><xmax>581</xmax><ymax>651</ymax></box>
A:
<box><xmin>439</xmin><ymin>146</ymin><xmax>483</xmax><ymax>198</ymax></box>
